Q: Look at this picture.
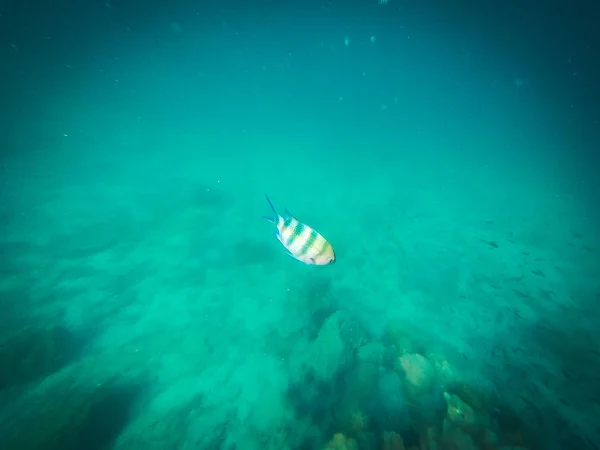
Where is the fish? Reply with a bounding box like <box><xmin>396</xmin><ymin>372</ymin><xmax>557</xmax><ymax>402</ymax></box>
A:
<box><xmin>263</xmin><ymin>195</ymin><xmax>336</xmax><ymax>265</ymax></box>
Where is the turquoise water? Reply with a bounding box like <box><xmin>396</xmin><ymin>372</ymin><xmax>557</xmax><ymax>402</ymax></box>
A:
<box><xmin>1</xmin><ymin>1</ymin><xmax>599</xmax><ymax>449</ymax></box>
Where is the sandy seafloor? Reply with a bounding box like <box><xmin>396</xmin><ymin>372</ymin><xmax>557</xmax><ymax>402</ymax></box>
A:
<box><xmin>1</xmin><ymin>106</ymin><xmax>599</xmax><ymax>450</ymax></box>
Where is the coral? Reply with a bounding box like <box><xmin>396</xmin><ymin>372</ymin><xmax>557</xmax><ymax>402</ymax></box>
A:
<box><xmin>382</xmin><ymin>430</ymin><xmax>406</xmax><ymax>450</ymax></box>
<box><xmin>357</xmin><ymin>341</ymin><xmax>386</xmax><ymax>366</ymax></box>
<box><xmin>443</xmin><ymin>392</ymin><xmax>476</xmax><ymax>427</ymax></box>
<box><xmin>338</xmin><ymin>316</ymin><xmax>368</xmax><ymax>350</ymax></box>
<box><xmin>419</xmin><ymin>427</ymin><xmax>439</xmax><ymax>450</ymax></box>
<box><xmin>397</xmin><ymin>352</ymin><xmax>436</xmax><ymax>395</ymax></box>
<box><xmin>448</xmin><ymin>382</ymin><xmax>490</xmax><ymax>411</ymax></box>
<box><xmin>356</xmin><ymin>431</ymin><xmax>376</xmax><ymax>449</ymax></box>
<box><xmin>382</xmin><ymin>323</ymin><xmax>421</xmax><ymax>355</ymax></box>
<box><xmin>323</xmin><ymin>432</ymin><xmax>359</xmax><ymax>450</ymax></box>
<box><xmin>440</xmin><ymin>419</ymin><xmax>479</xmax><ymax>450</ymax></box>
<box><xmin>481</xmin><ymin>428</ymin><xmax>499</xmax><ymax>449</ymax></box>
<box><xmin>442</xmin><ymin>391</ymin><xmax>507</xmax><ymax>450</ymax></box>
<box><xmin>426</xmin><ymin>353</ymin><xmax>455</xmax><ymax>388</ymax></box>
<box><xmin>348</xmin><ymin>408</ymin><xmax>369</xmax><ymax>433</ymax></box>
<box><xmin>493</xmin><ymin>405</ymin><xmax>536</xmax><ymax>448</ymax></box>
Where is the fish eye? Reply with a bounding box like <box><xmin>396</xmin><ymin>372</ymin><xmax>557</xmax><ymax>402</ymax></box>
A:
<box><xmin>329</xmin><ymin>258</ymin><xmax>335</xmax><ymax>264</ymax></box>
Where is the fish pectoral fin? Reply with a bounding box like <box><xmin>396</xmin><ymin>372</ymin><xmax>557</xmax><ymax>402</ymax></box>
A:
<box><xmin>282</xmin><ymin>249</ymin><xmax>304</xmax><ymax>262</ymax></box>
<box><xmin>275</xmin><ymin>232</ymin><xmax>285</xmax><ymax>245</ymax></box>
<box><xmin>274</xmin><ymin>234</ymin><xmax>297</xmax><ymax>260</ymax></box>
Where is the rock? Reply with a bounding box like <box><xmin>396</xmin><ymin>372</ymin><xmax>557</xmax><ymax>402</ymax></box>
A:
<box><xmin>0</xmin><ymin>324</ymin><xmax>82</xmax><ymax>391</ymax></box>
<box><xmin>339</xmin><ymin>362</ymin><xmax>380</xmax><ymax>410</ymax></box>
<box><xmin>1</xmin><ymin>370</ymin><xmax>144</xmax><ymax>450</ymax></box>
<box><xmin>378</xmin><ymin>371</ymin><xmax>409</xmax><ymax>424</ymax></box>
<box><xmin>305</xmin><ymin>312</ymin><xmax>353</xmax><ymax>383</ymax></box>
<box><xmin>357</xmin><ymin>342</ymin><xmax>386</xmax><ymax>366</ymax></box>
<box><xmin>0</xmin><ymin>346</ymin><xmax>150</xmax><ymax>450</ymax></box>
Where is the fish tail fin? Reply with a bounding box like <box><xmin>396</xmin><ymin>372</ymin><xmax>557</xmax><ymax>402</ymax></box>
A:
<box><xmin>263</xmin><ymin>194</ymin><xmax>279</xmax><ymax>223</ymax></box>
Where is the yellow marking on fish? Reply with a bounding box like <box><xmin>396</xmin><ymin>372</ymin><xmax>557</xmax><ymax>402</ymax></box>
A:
<box><xmin>279</xmin><ymin>218</ymin><xmax>297</xmax><ymax>244</ymax></box>
<box><xmin>288</xmin><ymin>226</ymin><xmax>312</xmax><ymax>255</ymax></box>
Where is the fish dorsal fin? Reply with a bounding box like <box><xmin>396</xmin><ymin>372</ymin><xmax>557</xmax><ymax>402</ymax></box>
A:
<box><xmin>281</xmin><ymin>209</ymin><xmax>296</xmax><ymax>226</ymax></box>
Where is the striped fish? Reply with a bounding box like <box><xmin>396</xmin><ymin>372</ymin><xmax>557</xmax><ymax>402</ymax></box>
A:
<box><xmin>263</xmin><ymin>195</ymin><xmax>336</xmax><ymax>265</ymax></box>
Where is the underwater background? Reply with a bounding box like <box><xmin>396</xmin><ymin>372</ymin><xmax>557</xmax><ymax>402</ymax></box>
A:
<box><xmin>1</xmin><ymin>0</ymin><xmax>599</xmax><ymax>449</ymax></box>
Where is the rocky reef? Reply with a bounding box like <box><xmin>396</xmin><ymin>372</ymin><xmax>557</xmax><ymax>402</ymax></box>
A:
<box><xmin>0</xmin><ymin>324</ymin><xmax>86</xmax><ymax>392</ymax></box>
<box><xmin>298</xmin><ymin>318</ymin><xmax>544</xmax><ymax>450</ymax></box>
